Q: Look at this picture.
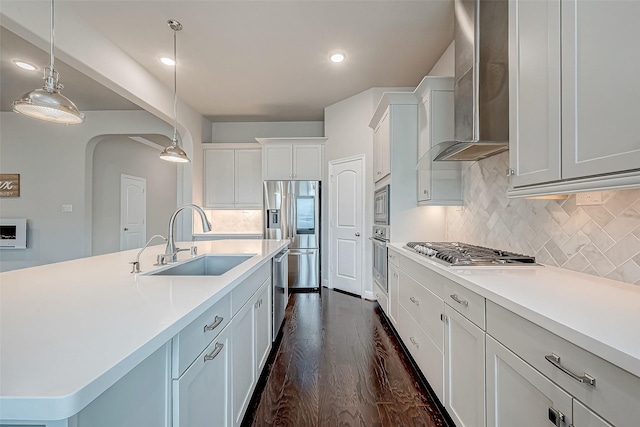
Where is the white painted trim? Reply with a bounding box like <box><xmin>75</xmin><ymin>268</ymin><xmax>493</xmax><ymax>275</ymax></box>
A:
<box><xmin>256</xmin><ymin>137</ymin><xmax>328</xmax><ymax>145</ymax></box>
<box><xmin>328</xmin><ymin>154</ymin><xmax>366</xmax><ymax>297</ymax></box>
<box><xmin>128</xmin><ymin>136</ymin><xmax>164</xmax><ymax>151</ymax></box>
<box><xmin>203</xmin><ymin>143</ymin><xmax>261</xmax><ymax>150</ymax></box>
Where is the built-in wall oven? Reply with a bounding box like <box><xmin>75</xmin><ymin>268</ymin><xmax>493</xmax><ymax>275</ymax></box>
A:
<box><xmin>374</xmin><ymin>185</ymin><xmax>390</xmax><ymax>225</ymax></box>
<box><xmin>371</xmin><ymin>225</ymin><xmax>389</xmax><ymax>293</ymax></box>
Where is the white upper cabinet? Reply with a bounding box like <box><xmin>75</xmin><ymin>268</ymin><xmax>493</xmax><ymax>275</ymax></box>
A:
<box><xmin>203</xmin><ymin>145</ymin><xmax>262</xmax><ymax>209</ymax></box>
<box><xmin>257</xmin><ymin>137</ymin><xmax>327</xmax><ymax>181</ymax></box>
<box><xmin>509</xmin><ymin>0</ymin><xmax>640</xmax><ymax>196</ymax></box>
<box><xmin>415</xmin><ymin>76</ymin><xmax>463</xmax><ymax>205</ymax></box>
<box><xmin>373</xmin><ymin>108</ymin><xmax>391</xmax><ymax>182</ymax></box>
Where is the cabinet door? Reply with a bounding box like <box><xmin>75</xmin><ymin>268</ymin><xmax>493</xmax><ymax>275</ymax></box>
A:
<box><xmin>374</xmin><ymin>109</ymin><xmax>391</xmax><ymax>182</ymax></box>
<box><xmin>444</xmin><ymin>305</ymin><xmax>485</xmax><ymax>427</ymax></box>
<box><xmin>509</xmin><ymin>0</ymin><xmax>561</xmax><ymax>188</ymax></box>
<box><xmin>417</xmin><ymin>97</ymin><xmax>432</xmax><ymax>202</ymax></box>
<box><xmin>486</xmin><ymin>335</ymin><xmax>573</xmax><ymax>427</ymax></box>
<box><xmin>573</xmin><ymin>400</ymin><xmax>613</xmax><ymax>427</ymax></box>
<box><xmin>254</xmin><ymin>280</ymin><xmax>272</xmax><ymax>374</ymax></box>
<box><xmin>388</xmin><ymin>262</ymin><xmax>399</xmax><ymax>326</ymax></box>
<box><xmin>235</xmin><ymin>149</ymin><xmax>262</xmax><ymax>208</ymax></box>
<box><xmin>293</xmin><ymin>144</ymin><xmax>323</xmax><ymax>180</ymax></box>
<box><xmin>204</xmin><ymin>149</ymin><xmax>236</xmax><ymax>208</ymax></box>
<box><xmin>561</xmin><ymin>0</ymin><xmax>640</xmax><ymax>179</ymax></box>
<box><xmin>231</xmin><ymin>299</ymin><xmax>255</xmax><ymax>427</ymax></box>
<box><xmin>263</xmin><ymin>144</ymin><xmax>293</xmax><ymax>180</ymax></box>
<box><xmin>173</xmin><ymin>329</ymin><xmax>230</xmax><ymax>427</ymax></box>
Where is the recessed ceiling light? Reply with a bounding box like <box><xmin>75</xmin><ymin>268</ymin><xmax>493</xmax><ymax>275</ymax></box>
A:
<box><xmin>330</xmin><ymin>51</ymin><xmax>346</xmax><ymax>63</ymax></box>
<box><xmin>160</xmin><ymin>57</ymin><xmax>175</xmax><ymax>66</ymax></box>
<box><xmin>12</xmin><ymin>60</ymin><xmax>38</xmax><ymax>71</ymax></box>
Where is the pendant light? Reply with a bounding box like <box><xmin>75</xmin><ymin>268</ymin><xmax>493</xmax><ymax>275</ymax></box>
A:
<box><xmin>12</xmin><ymin>0</ymin><xmax>84</xmax><ymax>124</ymax></box>
<box><xmin>159</xmin><ymin>19</ymin><xmax>190</xmax><ymax>163</ymax></box>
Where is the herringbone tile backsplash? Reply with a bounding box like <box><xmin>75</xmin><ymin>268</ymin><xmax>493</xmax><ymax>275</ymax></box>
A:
<box><xmin>445</xmin><ymin>152</ymin><xmax>640</xmax><ymax>285</ymax></box>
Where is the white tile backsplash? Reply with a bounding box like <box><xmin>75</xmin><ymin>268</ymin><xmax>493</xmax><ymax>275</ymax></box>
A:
<box><xmin>205</xmin><ymin>210</ymin><xmax>262</xmax><ymax>233</ymax></box>
<box><xmin>445</xmin><ymin>152</ymin><xmax>640</xmax><ymax>285</ymax></box>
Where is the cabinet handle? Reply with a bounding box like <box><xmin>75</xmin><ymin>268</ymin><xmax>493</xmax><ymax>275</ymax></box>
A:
<box><xmin>393</xmin><ymin>273</ymin><xmax>398</xmax><ymax>279</ymax></box>
<box><xmin>545</xmin><ymin>353</ymin><xmax>596</xmax><ymax>386</ymax></box>
<box><xmin>203</xmin><ymin>315</ymin><xmax>224</xmax><ymax>332</ymax></box>
<box><xmin>450</xmin><ymin>294</ymin><xmax>468</xmax><ymax>307</ymax></box>
<box><xmin>204</xmin><ymin>342</ymin><xmax>224</xmax><ymax>362</ymax></box>
<box><xmin>440</xmin><ymin>313</ymin><xmax>448</xmax><ymax>323</ymax></box>
<box><xmin>548</xmin><ymin>407</ymin><xmax>565</xmax><ymax>427</ymax></box>
<box><xmin>409</xmin><ymin>337</ymin><xmax>419</xmax><ymax>349</ymax></box>
<box><xmin>409</xmin><ymin>296</ymin><xmax>420</xmax><ymax>306</ymax></box>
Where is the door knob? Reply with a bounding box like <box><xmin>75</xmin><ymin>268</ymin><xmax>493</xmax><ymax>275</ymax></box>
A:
<box><xmin>124</xmin><ymin>228</ymin><xmax>129</xmax><ymax>231</ymax></box>
<box><xmin>355</xmin><ymin>232</ymin><xmax>360</xmax><ymax>237</ymax></box>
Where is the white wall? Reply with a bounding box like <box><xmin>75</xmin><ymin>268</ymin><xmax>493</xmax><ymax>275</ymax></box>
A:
<box><xmin>428</xmin><ymin>41</ymin><xmax>454</xmax><ymax>77</ymax></box>
<box><xmin>0</xmin><ymin>111</ymin><xmax>174</xmax><ymax>272</ymax></box>
<box><xmin>210</xmin><ymin>121</ymin><xmax>324</xmax><ymax>143</ymax></box>
<box><xmin>92</xmin><ymin>136</ymin><xmax>177</xmax><ymax>256</ymax></box>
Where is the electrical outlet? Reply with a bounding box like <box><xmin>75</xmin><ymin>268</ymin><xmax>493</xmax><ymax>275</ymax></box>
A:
<box><xmin>576</xmin><ymin>192</ymin><xmax>603</xmax><ymax>206</ymax></box>
<box><xmin>61</xmin><ymin>204</ymin><xmax>73</xmax><ymax>213</ymax></box>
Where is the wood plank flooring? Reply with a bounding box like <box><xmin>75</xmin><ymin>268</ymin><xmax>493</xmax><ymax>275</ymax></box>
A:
<box><xmin>244</xmin><ymin>289</ymin><xmax>449</xmax><ymax>427</ymax></box>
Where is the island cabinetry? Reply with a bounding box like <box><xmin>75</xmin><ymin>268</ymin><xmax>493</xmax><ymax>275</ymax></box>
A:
<box><xmin>487</xmin><ymin>301</ymin><xmax>640</xmax><ymax>427</ymax></box>
<box><xmin>231</xmin><ymin>278</ymin><xmax>272</xmax><ymax>427</ymax></box>
<box><xmin>203</xmin><ymin>145</ymin><xmax>262</xmax><ymax>209</ymax></box>
<box><xmin>387</xmin><ymin>250</ymin><xmax>399</xmax><ymax>326</ymax></box>
<box><xmin>508</xmin><ymin>0</ymin><xmax>640</xmax><ymax>196</ymax></box>
<box><xmin>173</xmin><ymin>326</ymin><xmax>231</xmax><ymax>427</ymax></box>
<box><xmin>256</xmin><ymin>137</ymin><xmax>327</xmax><ymax>181</ymax></box>
<box><xmin>74</xmin><ymin>343</ymin><xmax>171</xmax><ymax>427</ymax></box>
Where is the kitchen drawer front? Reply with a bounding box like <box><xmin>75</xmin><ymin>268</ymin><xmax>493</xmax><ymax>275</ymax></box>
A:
<box><xmin>173</xmin><ymin>292</ymin><xmax>231</xmax><ymax>378</ymax></box>
<box><xmin>387</xmin><ymin>248</ymin><xmax>400</xmax><ymax>267</ymax></box>
<box><xmin>231</xmin><ymin>262</ymin><xmax>270</xmax><ymax>316</ymax></box>
<box><xmin>399</xmin><ymin>270</ymin><xmax>444</xmax><ymax>353</ymax></box>
<box><xmin>398</xmin><ymin>304</ymin><xmax>445</xmax><ymax>402</ymax></box>
<box><xmin>397</xmin><ymin>252</ymin><xmax>445</xmax><ymax>299</ymax></box>
<box><xmin>374</xmin><ymin>281</ymin><xmax>388</xmax><ymax>316</ymax></box>
<box><xmin>487</xmin><ymin>301</ymin><xmax>640</xmax><ymax>427</ymax></box>
<box><xmin>573</xmin><ymin>399</ymin><xmax>613</xmax><ymax>427</ymax></box>
<box><xmin>444</xmin><ymin>280</ymin><xmax>485</xmax><ymax>330</ymax></box>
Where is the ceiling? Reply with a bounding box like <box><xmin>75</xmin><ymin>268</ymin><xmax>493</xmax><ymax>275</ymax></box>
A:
<box><xmin>1</xmin><ymin>0</ymin><xmax>454</xmax><ymax>122</ymax></box>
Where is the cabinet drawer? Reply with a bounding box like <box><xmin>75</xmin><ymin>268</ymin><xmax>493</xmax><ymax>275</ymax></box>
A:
<box><xmin>444</xmin><ymin>280</ymin><xmax>485</xmax><ymax>330</ymax></box>
<box><xmin>387</xmin><ymin>248</ymin><xmax>400</xmax><ymax>267</ymax></box>
<box><xmin>398</xmin><ymin>252</ymin><xmax>445</xmax><ymax>299</ymax></box>
<box><xmin>172</xmin><ymin>292</ymin><xmax>231</xmax><ymax>378</ymax></box>
<box><xmin>398</xmin><ymin>304</ymin><xmax>444</xmax><ymax>402</ymax></box>
<box><xmin>398</xmin><ymin>270</ymin><xmax>444</xmax><ymax>352</ymax></box>
<box><xmin>374</xmin><ymin>281</ymin><xmax>388</xmax><ymax>316</ymax></box>
<box><xmin>487</xmin><ymin>301</ymin><xmax>640</xmax><ymax>427</ymax></box>
<box><xmin>231</xmin><ymin>262</ymin><xmax>270</xmax><ymax>316</ymax></box>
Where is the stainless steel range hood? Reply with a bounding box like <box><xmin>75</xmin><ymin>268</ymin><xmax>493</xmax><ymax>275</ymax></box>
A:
<box><xmin>433</xmin><ymin>0</ymin><xmax>509</xmax><ymax>162</ymax></box>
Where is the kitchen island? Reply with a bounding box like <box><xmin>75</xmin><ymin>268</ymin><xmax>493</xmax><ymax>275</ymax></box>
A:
<box><xmin>0</xmin><ymin>239</ymin><xmax>288</xmax><ymax>426</ymax></box>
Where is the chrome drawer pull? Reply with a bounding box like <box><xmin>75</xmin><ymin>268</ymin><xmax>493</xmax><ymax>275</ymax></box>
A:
<box><xmin>548</xmin><ymin>407</ymin><xmax>565</xmax><ymax>426</ymax></box>
<box><xmin>545</xmin><ymin>353</ymin><xmax>596</xmax><ymax>387</ymax></box>
<box><xmin>204</xmin><ymin>315</ymin><xmax>224</xmax><ymax>332</ymax></box>
<box><xmin>450</xmin><ymin>294</ymin><xmax>469</xmax><ymax>306</ymax></box>
<box><xmin>204</xmin><ymin>342</ymin><xmax>224</xmax><ymax>362</ymax></box>
<box><xmin>409</xmin><ymin>337</ymin><xmax>420</xmax><ymax>349</ymax></box>
<box><xmin>409</xmin><ymin>296</ymin><xmax>420</xmax><ymax>306</ymax></box>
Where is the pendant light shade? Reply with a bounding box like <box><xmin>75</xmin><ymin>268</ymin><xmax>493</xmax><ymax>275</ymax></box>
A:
<box><xmin>159</xmin><ymin>19</ymin><xmax>190</xmax><ymax>163</ymax></box>
<box><xmin>12</xmin><ymin>0</ymin><xmax>84</xmax><ymax>124</ymax></box>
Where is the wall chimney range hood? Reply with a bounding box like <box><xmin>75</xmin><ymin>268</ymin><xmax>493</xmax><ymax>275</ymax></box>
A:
<box><xmin>432</xmin><ymin>0</ymin><xmax>509</xmax><ymax>162</ymax></box>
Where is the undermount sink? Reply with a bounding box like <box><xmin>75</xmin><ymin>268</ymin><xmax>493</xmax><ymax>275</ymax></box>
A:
<box><xmin>148</xmin><ymin>254</ymin><xmax>254</xmax><ymax>276</ymax></box>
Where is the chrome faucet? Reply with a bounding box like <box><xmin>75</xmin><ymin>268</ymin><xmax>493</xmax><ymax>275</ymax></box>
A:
<box><xmin>130</xmin><ymin>234</ymin><xmax>167</xmax><ymax>273</ymax></box>
<box><xmin>163</xmin><ymin>204</ymin><xmax>212</xmax><ymax>263</ymax></box>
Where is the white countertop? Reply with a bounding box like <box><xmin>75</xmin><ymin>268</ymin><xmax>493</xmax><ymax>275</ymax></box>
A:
<box><xmin>388</xmin><ymin>243</ymin><xmax>640</xmax><ymax>379</ymax></box>
<box><xmin>0</xmin><ymin>239</ymin><xmax>288</xmax><ymax>421</ymax></box>
<box><xmin>194</xmin><ymin>231</ymin><xmax>262</xmax><ymax>236</ymax></box>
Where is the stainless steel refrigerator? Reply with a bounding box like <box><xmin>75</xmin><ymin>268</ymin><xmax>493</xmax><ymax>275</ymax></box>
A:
<box><xmin>263</xmin><ymin>181</ymin><xmax>320</xmax><ymax>290</ymax></box>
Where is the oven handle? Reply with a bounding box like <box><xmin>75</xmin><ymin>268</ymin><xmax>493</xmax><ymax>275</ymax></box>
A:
<box><xmin>369</xmin><ymin>237</ymin><xmax>388</xmax><ymax>247</ymax></box>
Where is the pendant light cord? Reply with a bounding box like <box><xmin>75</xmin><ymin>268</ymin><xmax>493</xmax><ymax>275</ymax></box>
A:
<box><xmin>172</xmin><ymin>27</ymin><xmax>178</xmax><ymax>144</ymax></box>
<box><xmin>50</xmin><ymin>0</ymin><xmax>55</xmax><ymax>70</ymax></box>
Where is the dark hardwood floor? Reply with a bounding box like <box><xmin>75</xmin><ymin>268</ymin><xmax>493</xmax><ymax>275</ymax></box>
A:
<box><xmin>245</xmin><ymin>289</ymin><xmax>449</xmax><ymax>427</ymax></box>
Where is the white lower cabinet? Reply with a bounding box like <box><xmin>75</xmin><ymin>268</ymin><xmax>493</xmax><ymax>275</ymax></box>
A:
<box><xmin>387</xmin><ymin>261</ymin><xmax>399</xmax><ymax>326</ymax></box>
<box><xmin>486</xmin><ymin>335</ymin><xmax>573</xmax><ymax>427</ymax></box>
<box><xmin>231</xmin><ymin>278</ymin><xmax>272</xmax><ymax>427</ymax></box>
<box><xmin>573</xmin><ymin>400</ymin><xmax>613</xmax><ymax>427</ymax></box>
<box><xmin>173</xmin><ymin>327</ymin><xmax>231</xmax><ymax>427</ymax></box>
<box><xmin>373</xmin><ymin>280</ymin><xmax>388</xmax><ymax>316</ymax></box>
<box><xmin>444</xmin><ymin>305</ymin><xmax>486</xmax><ymax>427</ymax></box>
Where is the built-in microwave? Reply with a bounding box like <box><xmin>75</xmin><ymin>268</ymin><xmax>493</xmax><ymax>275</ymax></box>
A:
<box><xmin>374</xmin><ymin>185</ymin><xmax>390</xmax><ymax>225</ymax></box>
<box><xmin>0</xmin><ymin>218</ymin><xmax>27</xmax><ymax>249</ymax></box>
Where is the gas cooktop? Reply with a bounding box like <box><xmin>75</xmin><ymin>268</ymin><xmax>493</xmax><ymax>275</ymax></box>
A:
<box><xmin>404</xmin><ymin>242</ymin><xmax>537</xmax><ymax>267</ymax></box>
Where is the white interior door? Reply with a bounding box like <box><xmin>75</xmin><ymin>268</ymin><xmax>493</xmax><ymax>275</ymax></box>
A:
<box><xmin>120</xmin><ymin>174</ymin><xmax>146</xmax><ymax>250</ymax></box>
<box><xmin>329</xmin><ymin>157</ymin><xmax>364</xmax><ymax>295</ymax></box>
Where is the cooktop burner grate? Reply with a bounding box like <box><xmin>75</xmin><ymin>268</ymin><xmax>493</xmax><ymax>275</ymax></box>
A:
<box><xmin>405</xmin><ymin>242</ymin><xmax>536</xmax><ymax>266</ymax></box>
